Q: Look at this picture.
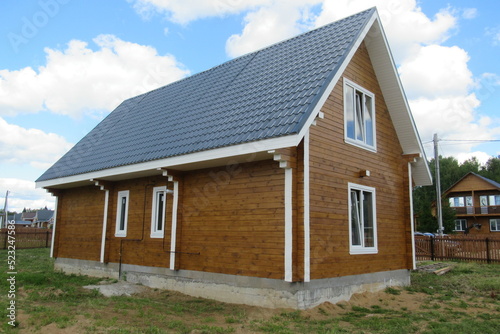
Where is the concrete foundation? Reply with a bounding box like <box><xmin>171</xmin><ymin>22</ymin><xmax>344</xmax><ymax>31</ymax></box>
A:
<box><xmin>55</xmin><ymin>258</ymin><xmax>410</xmax><ymax>309</ymax></box>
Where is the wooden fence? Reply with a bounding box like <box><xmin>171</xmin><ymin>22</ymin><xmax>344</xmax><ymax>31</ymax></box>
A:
<box><xmin>0</xmin><ymin>228</ymin><xmax>52</xmax><ymax>250</ymax></box>
<box><xmin>415</xmin><ymin>235</ymin><xmax>500</xmax><ymax>263</ymax></box>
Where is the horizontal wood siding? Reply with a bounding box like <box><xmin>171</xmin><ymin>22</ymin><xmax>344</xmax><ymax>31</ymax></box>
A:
<box><xmin>179</xmin><ymin>159</ymin><xmax>285</xmax><ymax>279</ymax></box>
<box><xmin>105</xmin><ymin>176</ymin><xmax>174</xmax><ymax>268</ymax></box>
<box><xmin>309</xmin><ymin>41</ymin><xmax>411</xmax><ymax>279</ymax></box>
<box><xmin>55</xmin><ymin>185</ymin><xmax>104</xmax><ymax>261</ymax></box>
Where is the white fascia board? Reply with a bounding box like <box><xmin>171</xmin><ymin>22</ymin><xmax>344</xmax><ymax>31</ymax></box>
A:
<box><xmin>36</xmin><ymin>134</ymin><xmax>299</xmax><ymax>189</ymax></box>
<box><xmin>364</xmin><ymin>13</ymin><xmax>432</xmax><ymax>185</ymax></box>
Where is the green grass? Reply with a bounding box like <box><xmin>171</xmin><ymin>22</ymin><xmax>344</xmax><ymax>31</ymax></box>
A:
<box><xmin>1</xmin><ymin>249</ymin><xmax>500</xmax><ymax>333</ymax></box>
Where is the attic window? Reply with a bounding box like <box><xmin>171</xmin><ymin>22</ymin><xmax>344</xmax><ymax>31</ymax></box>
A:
<box><xmin>344</xmin><ymin>78</ymin><xmax>376</xmax><ymax>151</ymax></box>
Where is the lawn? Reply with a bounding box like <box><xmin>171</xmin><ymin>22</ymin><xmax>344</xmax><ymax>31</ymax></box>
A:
<box><xmin>1</xmin><ymin>249</ymin><xmax>499</xmax><ymax>333</ymax></box>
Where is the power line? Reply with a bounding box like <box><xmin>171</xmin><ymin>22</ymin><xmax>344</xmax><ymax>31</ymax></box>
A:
<box><xmin>440</xmin><ymin>139</ymin><xmax>500</xmax><ymax>143</ymax></box>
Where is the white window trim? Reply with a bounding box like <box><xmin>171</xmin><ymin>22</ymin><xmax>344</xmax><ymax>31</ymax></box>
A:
<box><xmin>490</xmin><ymin>219</ymin><xmax>500</xmax><ymax>232</ymax></box>
<box><xmin>115</xmin><ymin>190</ymin><xmax>129</xmax><ymax>237</ymax></box>
<box><xmin>348</xmin><ymin>183</ymin><xmax>378</xmax><ymax>255</ymax></box>
<box><xmin>453</xmin><ymin>219</ymin><xmax>467</xmax><ymax>232</ymax></box>
<box><xmin>151</xmin><ymin>186</ymin><xmax>167</xmax><ymax>238</ymax></box>
<box><xmin>343</xmin><ymin>78</ymin><xmax>377</xmax><ymax>152</ymax></box>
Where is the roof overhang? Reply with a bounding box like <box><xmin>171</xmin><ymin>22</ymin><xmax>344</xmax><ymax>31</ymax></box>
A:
<box><xmin>36</xmin><ymin>135</ymin><xmax>299</xmax><ymax>189</ymax></box>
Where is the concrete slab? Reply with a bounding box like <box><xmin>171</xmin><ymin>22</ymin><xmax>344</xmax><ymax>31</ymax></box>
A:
<box><xmin>83</xmin><ymin>281</ymin><xmax>147</xmax><ymax>297</ymax></box>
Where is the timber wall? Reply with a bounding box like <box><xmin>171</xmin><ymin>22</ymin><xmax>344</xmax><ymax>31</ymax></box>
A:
<box><xmin>54</xmin><ymin>159</ymin><xmax>286</xmax><ymax>279</ymax></box>
<box><xmin>308</xmin><ymin>41</ymin><xmax>411</xmax><ymax>279</ymax></box>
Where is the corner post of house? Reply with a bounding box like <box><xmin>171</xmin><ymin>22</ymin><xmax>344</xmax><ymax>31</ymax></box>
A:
<box><xmin>158</xmin><ymin>168</ymin><xmax>182</xmax><ymax>270</ymax></box>
<box><xmin>403</xmin><ymin>154</ymin><xmax>421</xmax><ymax>270</ymax></box>
<box><xmin>45</xmin><ymin>188</ymin><xmax>62</xmax><ymax>258</ymax></box>
<box><xmin>91</xmin><ymin>179</ymin><xmax>113</xmax><ymax>264</ymax></box>
<box><xmin>269</xmin><ymin>148</ymin><xmax>299</xmax><ymax>282</ymax></box>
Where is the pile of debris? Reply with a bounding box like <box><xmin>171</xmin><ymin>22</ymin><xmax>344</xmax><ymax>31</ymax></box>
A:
<box><xmin>415</xmin><ymin>262</ymin><xmax>454</xmax><ymax>275</ymax></box>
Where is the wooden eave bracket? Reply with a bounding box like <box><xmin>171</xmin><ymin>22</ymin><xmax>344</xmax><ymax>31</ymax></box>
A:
<box><xmin>403</xmin><ymin>153</ymin><xmax>421</xmax><ymax>163</ymax></box>
<box><xmin>268</xmin><ymin>148</ymin><xmax>296</xmax><ymax>169</ymax></box>
<box><xmin>45</xmin><ymin>188</ymin><xmax>62</xmax><ymax>197</ymax></box>
<box><xmin>312</xmin><ymin>111</ymin><xmax>325</xmax><ymax>126</ymax></box>
<box><xmin>157</xmin><ymin>168</ymin><xmax>182</xmax><ymax>182</ymax></box>
<box><xmin>90</xmin><ymin>179</ymin><xmax>112</xmax><ymax>191</ymax></box>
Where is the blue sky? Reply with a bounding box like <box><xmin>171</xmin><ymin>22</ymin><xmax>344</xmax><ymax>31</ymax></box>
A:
<box><xmin>1</xmin><ymin>0</ymin><xmax>499</xmax><ymax>212</ymax></box>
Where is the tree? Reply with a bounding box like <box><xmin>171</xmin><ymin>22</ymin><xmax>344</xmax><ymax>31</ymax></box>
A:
<box><xmin>480</xmin><ymin>156</ymin><xmax>500</xmax><ymax>182</ymax></box>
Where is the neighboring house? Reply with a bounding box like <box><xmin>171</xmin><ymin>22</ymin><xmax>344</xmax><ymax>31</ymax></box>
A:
<box><xmin>36</xmin><ymin>8</ymin><xmax>431</xmax><ymax>309</ymax></box>
<box><xmin>33</xmin><ymin>209</ymin><xmax>55</xmax><ymax>228</ymax></box>
<box><xmin>444</xmin><ymin>172</ymin><xmax>500</xmax><ymax>235</ymax></box>
<box><xmin>21</xmin><ymin>211</ymin><xmax>36</xmax><ymax>223</ymax></box>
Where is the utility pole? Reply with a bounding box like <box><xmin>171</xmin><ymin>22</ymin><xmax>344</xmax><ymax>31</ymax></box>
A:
<box><xmin>433</xmin><ymin>134</ymin><xmax>444</xmax><ymax>236</ymax></box>
<box><xmin>2</xmin><ymin>190</ymin><xmax>9</xmax><ymax>229</ymax></box>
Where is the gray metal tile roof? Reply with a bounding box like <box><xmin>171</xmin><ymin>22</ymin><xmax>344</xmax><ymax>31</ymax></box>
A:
<box><xmin>37</xmin><ymin>8</ymin><xmax>375</xmax><ymax>182</ymax></box>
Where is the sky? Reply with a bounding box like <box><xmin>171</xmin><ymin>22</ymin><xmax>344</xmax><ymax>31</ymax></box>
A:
<box><xmin>1</xmin><ymin>0</ymin><xmax>499</xmax><ymax>212</ymax></box>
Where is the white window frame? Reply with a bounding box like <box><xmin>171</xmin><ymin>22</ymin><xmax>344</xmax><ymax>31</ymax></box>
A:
<box><xmin>343</xmin><ymin>78</ymin><xmax>376</xmax><ymax>152</ymax></box>
<box><xmin>348</xmin><ymin>183</ymin><xmax>378</xmax><ymax>254</ymax></box>
<box><xmin>115</xmin><ymin>190</ymin><xmax>129</xmax><ymax>237</ymax></box>
<box><xmin>449</xmin><ymin>197</ymin><xmax>465</xmax><ymax>208</ymax></box>
<box><xmin>151</xmin><ymin>186</ymin><xmax>167</xmax><ymax>238</ymax></box>
<box><xmin>453</xmin><ymin>219</ymin><xmax>467</xmax><ymax>232</ymax></box>
<box><xmin>490</xmin><ymin>219</ymin><xmax>500</xmax><ymax>232</ymax></box>
<box><xmin>489</xmin><ymin>195</ymin><xmax>500</xmax><ymax>206</ymax></box>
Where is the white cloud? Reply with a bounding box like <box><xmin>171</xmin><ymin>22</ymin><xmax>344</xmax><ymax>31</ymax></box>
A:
<box><xmin>226</xmin><ymin>0</ymin><xmax>320</xmax><ymax>57</ymax></box>
<box><xmin>456</xmin><ymin>151</ymin><xmax>491</xmax><ymax>165</ymax></box>
<box><xmin>486</xmin><ymin>26</ymin><xmax>500</xmax><ymax>46</ymax></box>
<box><xmin>315</xmin><ymin>0</ymin><xmax>456</xmax><ymax>62</ymax></box>
<box><xmin>0</xmin><ymin>178</ymin><xmax>55</xmax><ymax>212</ymax></box>
<box><xmin>399</xmin><ymin>45</ymin><xmax>475</xmax><ymax>99</ymax></box>
<box><xmin>0</xmin><ymin>35</ymin><xmax>190</xmax><ymax>118</ymax></box>
<box><xmin>0</xmin><ymin>117</ymin><xmax>73</xmax><ymax>170</ymax></box>
<box><xmin>131</xmin><ymin>0</ymin><xmax>271</xmax><ymax>24</ymax></box>
<box><xmin>462</xmin><ymin>8</ymin><xmax>478</xmax><ymax>20</ymax></box>
<box><xmin>408</xmin><ymin>94</ymin><xmax>499</xmax><ymax>158</ymax></box>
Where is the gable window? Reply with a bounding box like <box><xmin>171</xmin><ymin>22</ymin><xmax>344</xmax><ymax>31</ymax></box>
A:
<box><xmin>348</xmin><ymin>183</ymin><xmax>377</xmax><ymax>254</ymax></box>
<box><xmin>454</xmin><ymin>219</ymin><xmax>467</xmax><ymax>232</ymax></box>
<box><xmin>490</xmin><ymin>219</ymin><xmax>500</xmax><ymax>232</ymax></box>
<box><xmin>344</xmin><ymin>78</ymin><xmax>376</xmax><ymax>151</ymax></box>
<box><xmin>151</xmin><ymin>186</ymin><xmax>167</xmax><ymax>238</ymax></box>
<box><xmin>115</xmin><ymin>190</ymin><xmax>129</xmax><ymax>237</ymax></box>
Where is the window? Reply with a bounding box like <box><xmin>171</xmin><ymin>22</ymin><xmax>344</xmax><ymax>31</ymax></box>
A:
<box><xmin>490</xmin><ymin>219</ymin><xmax>500</xmax><ymax>232</ymax></box>
<box><xmin>449</xmin><ymin>197</ymin><xmax>465</xmax><ymax>207</ymax></box>
<box><xmin>454</xmin><ymin>219</ymin><xmax>467</xmax><ymax>231</ymax></box>
<box><xmin>115</xmin><ymin>190</ymin><xmax>129</xmax><ymax>237</ymax></box>
<box><xmin>489</xmin><ymin>195</ymin><xmax>500</xmax><ymax>206</ymax></box>
<box><xmin>344</xmin><ymin>78</ymin><xmax>376</xmax><ymax>150</ymax></box>
<box><xmin>151</xmin><ymin>186</ymin><xmax>167</xmax><ymax>238</ymax></box>
<box><xmin>348</xmin><ymin>183</ymin><xmax>377</xmax><ymax>254</ymax></box>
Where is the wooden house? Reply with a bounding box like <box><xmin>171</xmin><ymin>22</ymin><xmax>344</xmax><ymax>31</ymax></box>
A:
<box><xmin>36</xmin><ymin>8</ymin><xmax>432</xmax><ymax>309</ymax></box>
<box><xmin>444</xmin><ymin>172</ymin><xmax>500</xmax><ymax>235</ymax></box>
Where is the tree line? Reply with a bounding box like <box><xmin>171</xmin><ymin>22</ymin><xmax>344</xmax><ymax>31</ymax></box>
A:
<box><xmin>414</xmin><ymin>156</ymin><xmax>500</xmax><ymax>233</ymax></box>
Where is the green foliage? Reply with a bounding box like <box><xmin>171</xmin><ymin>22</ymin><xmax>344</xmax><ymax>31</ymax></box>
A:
<box><xmin>413</xmin><ymin>155</ymin><xmax>500</xmax><ymax>233</ymax></box>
